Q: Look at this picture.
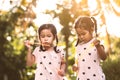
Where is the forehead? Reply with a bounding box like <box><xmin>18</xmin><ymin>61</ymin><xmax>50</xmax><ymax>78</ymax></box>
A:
<box><xmin>75</xmin><ymin>28</ymin><xmax>88</xmax><ymax>34</ymax></box>
<box><xmin>76</xmin><ymin>27</ymin><xmax>86</xmax><ymax>32</ymax></box>
<box><xmin>40</xmin><ymin>29</ymin><xmax>52</xmax><ymax>35</ymax></box>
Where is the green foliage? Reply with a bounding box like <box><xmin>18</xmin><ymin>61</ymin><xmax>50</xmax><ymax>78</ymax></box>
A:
<box><xmin>110</xmin><ymin>37</ymin><xmax>120</xmax><ymax>54</ymax></box>
<box><xmin>0</xmin><ymin>0</ymin><xmax>36</xmax><ymax>80</ymax></box>
<box><xmin>102</xmin><ymin>54</ymin><xmax>120</xmax><ymax>80</ymax></box>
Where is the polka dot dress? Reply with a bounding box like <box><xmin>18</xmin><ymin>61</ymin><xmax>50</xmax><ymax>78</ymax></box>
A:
<box><xmin>32</xmin><ymin>47</ymin><xmax>65</xmax><ymax>80</ymax></box>
<box><xmin>76</xmin><ymin>38</ymin><xmax>105</xmax><ymax>80</ymax></box>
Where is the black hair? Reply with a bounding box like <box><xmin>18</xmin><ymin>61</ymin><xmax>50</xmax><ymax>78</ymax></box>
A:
<box><xmin>74</xmin><ymin>16</ymin><xmax>97</xmax><ymax>46</ymax></box>
<box><xmin>38</xmin><ymin>23</ymin><xmax>60</xmax><ymax>53</ymax></box>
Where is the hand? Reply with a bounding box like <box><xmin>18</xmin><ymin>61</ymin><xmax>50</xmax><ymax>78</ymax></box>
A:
<box><xmin>72</xmin><ymin>64</ymin><xmax>78</xmax><ymax>72</ymax></box>
<box><xmin>92</xmin><ymin>39</ymin><xmax>100</xmax><ymax>47</ymax></box>
<box><xmin>58</xmin><ymin>69</ymin><xmax>65</xmax><ymax>76</ymax></box>
<box><xmin>24</xmin><ymin>40</ymin><xmax>32</xmax><ymax>49</ymax></box>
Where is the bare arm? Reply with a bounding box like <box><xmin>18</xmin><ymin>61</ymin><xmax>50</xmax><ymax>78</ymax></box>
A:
<box><xmin>93</xmin><ymin>39</ymin><xmax>107</xmax><ymax>60</ymax></box>
<box><xmin>26</xmin><ymin>47</ymin><xmax>35</xmax><ymax>66</ymax></box>
<box><xmin>58</xmin><ymin>58</ymin><xmax>66</xmax><ymax>76</ymax></box>
<box><xmin>61</xmin><ymin>58</ymin><xmax>66</xmax><ymax>73</ymax></box>
<box><xmin>96</xmin><ymin>44</ymin><xmax>107</xmax><ymax>60</ymax></box>
<box><xmin>24</xmin><ymin>40</ymin><xmax>35</xmax><ymax>66</ymax></box>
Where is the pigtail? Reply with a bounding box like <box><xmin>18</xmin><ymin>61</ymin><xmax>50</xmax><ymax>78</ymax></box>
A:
<box><xmin>91</xmin><ymin>17</ymin><xmax>98</xmax><ymax>37</ymax></box>
<box><xmin>56</xmin><ymin>35</ymin><xmax>58</xmax><ymax>45</ymax></box>
<box><xmin>54</xmin><ymin>46</ymin><xmax>61</xmax><ymax>53</ymax></box>
<box><xmin>54</xmin><ymin>35</ymin><xmax>61</xmax><ymax>53</ymax></box>
<box><xmin>39</xmin><ymin>45</ymin><xmax>46</xmax><ymax>52</ymax></box>
<box><xmin>75</xmin><ymin>39</ymin><xmax>79</xmax><ymax>46</ymax></box>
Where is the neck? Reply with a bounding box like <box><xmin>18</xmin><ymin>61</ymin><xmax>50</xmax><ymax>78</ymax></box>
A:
<box><xmin>43</xmin><ymin>45</ymin><xmax>54</xmax><ymax>51</ymax></box>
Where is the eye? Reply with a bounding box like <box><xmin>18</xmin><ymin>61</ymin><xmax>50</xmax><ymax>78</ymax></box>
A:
<box><xmin>40</xmin><ymin>35</ymin><xmax>45</xmax><ymax>38</ymax></box>
<box><xmin>81</xmin><ymin>33</ymin><xmax>86</xmax><ymax>35</ymax></box>
<box><xmin>47</xmin><ymin>34</ymin><xmax>52</xmax><ymax>37</ymax></box>
<box><xmin>77</xmin><ymin>33</ymin><xmax>81</xmax><ymax>36</ymax></box>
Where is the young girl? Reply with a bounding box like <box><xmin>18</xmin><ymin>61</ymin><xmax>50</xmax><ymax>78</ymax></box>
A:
<box><xmin>24</xmin><ymin>24</ymin><xmax>66</xmax><ymax>80</ymax></box>
<box><xmin>72</xmin><ymin>16</ymin><xmax>107</xmax><ymax>80</ymax></box>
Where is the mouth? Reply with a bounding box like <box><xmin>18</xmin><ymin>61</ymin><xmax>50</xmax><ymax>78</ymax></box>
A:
<box><xmin>42</xmin><ymin>42</ymin><xmax>51</xmax><ymax>47</ymax></box>
<box><xmin>80</xmin><ymin>39</ymin><xmax>84</xmax><ymax>42</ymax></box>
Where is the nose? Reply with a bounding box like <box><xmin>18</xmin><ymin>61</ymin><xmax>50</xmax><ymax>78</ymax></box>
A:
<box><xmin>44</xmin><ymin>37</ymin><xmax>48</xmax><ymax>41</ymax></box>
<box><xmin>80</xmin><ymin>35</ymin><xmax>84</xmax><ymax>39</ymax></box>
<box><xmin>79</xmin><ymin>35</ymin><xmax>84</xmax><ymax>41</ymax></box>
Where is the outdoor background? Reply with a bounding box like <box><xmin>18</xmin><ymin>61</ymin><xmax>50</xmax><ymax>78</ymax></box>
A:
<box><xmin>0</xmin><ymin>0</ymin><xmax>120</xmax><ymax>80</ymax></box>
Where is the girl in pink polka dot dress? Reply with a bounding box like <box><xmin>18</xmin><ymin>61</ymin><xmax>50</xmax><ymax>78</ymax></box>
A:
<box><xmin>72</xmin><ymin>16</ymin><xmax>107</xmax><ymax>80</ymax></box>
<box><xmin>24</xmin><ymin>24</ymin><xmax>66</xmax><ymax>80</ymax></box>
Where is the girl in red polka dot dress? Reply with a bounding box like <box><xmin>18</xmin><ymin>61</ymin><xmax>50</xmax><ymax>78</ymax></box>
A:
<box><xmin>72</xmin><ymin>16</ymin><xmax>107</xmax><ymax>80</ymax></box>
<box><xmin>24</xmin><ymin>24</ymin><xmax>66</xmax><ymax>80</ymax></box>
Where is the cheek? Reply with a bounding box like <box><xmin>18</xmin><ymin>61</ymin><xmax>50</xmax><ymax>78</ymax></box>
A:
<box><xmin>40</xmin><ymin>38</ymin><xmax>44</xmax><ymax>42</ymax></box>
<box><xmin>52</xmin><ymin>35</ymin><xmax>55</xmax><ymax>40</ymax></box>
<box><xmin>77</xmin><ymin>36</ymin><xmax>81</xmax><ymax>41</ymax></box>
<box><xmin>51</xmin><ymin>37</ymin><xmax>54</xmax><ymax>42</ymax></box>
<box><xmin>47</xmin><ymin>37</ymin><xmax>53</xmax><ymax>41</ymax></box>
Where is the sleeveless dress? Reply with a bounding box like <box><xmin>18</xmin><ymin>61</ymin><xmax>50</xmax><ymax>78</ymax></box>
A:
<box><xmin>32</xmin><ymin>46</ymin><xmax>65</xmax><ymax>80</ymax></box>
<box><xmin>76</xmin><ymin>38</ymin><xmax>105</xmax><ymax>80</ymax></box>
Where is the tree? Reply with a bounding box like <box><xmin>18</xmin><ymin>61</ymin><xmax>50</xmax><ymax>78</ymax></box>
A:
<box><xmin>0</xmin><ymin>0</ymin><xmax>36</xmax><ymax>80</ymax></box>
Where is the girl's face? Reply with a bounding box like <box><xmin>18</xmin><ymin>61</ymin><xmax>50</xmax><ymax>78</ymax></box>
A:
<box><xmin>39</xmin><ymin>29</ymin><xmax>54</xmax><ymax>49</ymax></box>
<box><xmin>76</xmin><ymin>27</ymin><xmax>93</xmax><ymax>44</ymax></box>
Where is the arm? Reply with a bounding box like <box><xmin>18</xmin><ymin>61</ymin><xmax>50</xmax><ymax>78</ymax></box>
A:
<box><xmin>24</xmin><ymin>40</ymin><xmax>35</xmax><ymax>66</ymax></box>
<box><xmin>72</xmin><ymin>64</ymin><xmax>79</xmax><ymax>72</ymax></box>
<box><xmin>72</xmin><ymin>55</ymin><xmax>79</xmax><ymax>72</ymax></box>
<box><xmin>26</xmin><ymin>47</ymin><xmax>35</xmax><ymax>66</ymax></box>
<box><xmin>96</xmin><ymin>44</ymin><xmax>107</xmax><ymax>60</ymax></box>
<box><xmin>58</xmin><ymin>58</ymin><xmax>66</xmax><ymax>76</ymax></box>
<box><xmin>93</xmin><ymin>39</ymin><xmax>107</xmax><ymax>60</ymax></box>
